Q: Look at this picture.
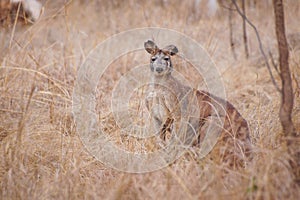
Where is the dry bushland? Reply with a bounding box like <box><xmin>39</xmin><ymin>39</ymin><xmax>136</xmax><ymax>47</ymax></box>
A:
<box><xmin>0</xmin><ymin>0</ymin><xmax>299</xmax><ymax>199</ymax></box>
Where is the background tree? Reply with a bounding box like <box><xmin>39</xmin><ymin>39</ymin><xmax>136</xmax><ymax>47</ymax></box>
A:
<box><xmin>273</xmin><ymin>0</ymin><xmax>296</xmax><ymax>137</ymax></box>
<box><xmin>273</xmin><ymin>0</ymin><xmax>299</xmax><ymax>182</ymax></box>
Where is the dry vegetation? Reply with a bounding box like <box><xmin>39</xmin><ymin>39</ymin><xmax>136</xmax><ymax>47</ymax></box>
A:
<box><xmin>0</xmin><ymin>0</ymin><xmax>299</xmax><ymax>199</ymax></box>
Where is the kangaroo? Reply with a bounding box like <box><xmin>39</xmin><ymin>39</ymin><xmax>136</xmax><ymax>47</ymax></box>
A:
<box><xmin>144</xmin><ymin>40</ymin><xmax>252</xmax><ymax>167</ymax></box>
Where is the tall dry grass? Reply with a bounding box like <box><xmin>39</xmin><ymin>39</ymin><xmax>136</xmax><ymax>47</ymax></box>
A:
<box><xmin>0</xmin><ymin>0</ymin><xmax>299</xmax><ymax>199</ymax></box>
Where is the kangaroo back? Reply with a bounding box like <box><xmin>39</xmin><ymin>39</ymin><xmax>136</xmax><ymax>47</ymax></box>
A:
<box><xmin>195</xmin><ymin>90</ymin><xmax>252</xmax><ymax>167</ymax></box>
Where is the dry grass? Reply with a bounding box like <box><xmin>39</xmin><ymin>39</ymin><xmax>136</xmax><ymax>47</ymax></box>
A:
<box><xmin>0</xmin><ymin>0</ymin><xmax>299</xmax><ymax>199</ymax></box>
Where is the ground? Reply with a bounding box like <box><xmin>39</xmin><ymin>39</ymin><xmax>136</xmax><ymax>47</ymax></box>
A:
<box><xmin>0</xmin><ymin>0</ymin><xmax>299</xmax><ymax>199</ymax></box>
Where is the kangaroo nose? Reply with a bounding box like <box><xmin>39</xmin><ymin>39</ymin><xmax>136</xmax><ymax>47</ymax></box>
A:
<box><xmin>156</xmin><ymin>67</ymin><xmax>163</xmax><ymax>73</ymax></box>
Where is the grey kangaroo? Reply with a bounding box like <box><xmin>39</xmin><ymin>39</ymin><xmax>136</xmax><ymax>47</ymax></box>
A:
<box><xmin>144</xmin><ymin>40</ymin><xmax>252</xmax><ymax>167</ymax></box>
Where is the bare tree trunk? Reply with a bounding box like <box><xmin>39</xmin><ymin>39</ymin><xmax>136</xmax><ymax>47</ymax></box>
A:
<box><xmin>273</xmin><ymin>0</ymin><xmax>296</xmax><ymax>137</ymax></box>
<box><xmin>241</xmin><ymin>0</ymin><xmax>249</xmax><ymax>58</ymax></box>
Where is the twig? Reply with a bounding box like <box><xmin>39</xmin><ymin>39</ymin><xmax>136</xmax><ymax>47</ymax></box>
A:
<box><xmin>231</xmin><ymin>0</ymin><xmax>281</xmax><ymax>92</ymax></box>
<box><xmin>229</xmin><ymin>2</ymin><xmax>237</xmax><ymax>60</ymax></box>
<box><xmin>17</xmin><ymin>85</ymin><xmax>35</xmax><ymax>144</ymax></box>
<box><xmin>241</xmin><ymin>0</ymin><xmax>249</xmax><ymax>58</ymax></box>
<box><xmin>268</xmin><ymin>50</ymin><xmax>279</xmax><ymax>74</ymax></box>
<box><xmin>9</xmin><ymin>1</ymin><xmax>21</xmax><ymax>49</ymax></box>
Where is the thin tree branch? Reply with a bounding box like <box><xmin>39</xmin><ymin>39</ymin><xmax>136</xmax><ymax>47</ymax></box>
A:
<box><xmin>242</xmin><ymin>0</ymin><xmax>249</xmax><ymax>58</ymax></box>
<box><xmin>268</xmin><ymin>50</ymin><xmax>280</xmax><ymax>75</ymax></box>
<box><xmin>219</xmin><ymin>2</ymin><xmax>236</xmax><ymax>11</ymax></box>
<box><xmin>229</xmin><ymin>2</ymin><xmax>237</xmax><ymax>60</ymax></box>
<box><xmin>231</xmin><ymin>0</ymin><xmax>281</xmax><ymax>92</ymax></box>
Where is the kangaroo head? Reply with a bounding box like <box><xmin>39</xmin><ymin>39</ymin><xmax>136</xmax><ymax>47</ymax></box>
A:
<box><xmin>144</xmin><ymin>40</ymin><xmax>178</xmax><ymax>76</ymax></box>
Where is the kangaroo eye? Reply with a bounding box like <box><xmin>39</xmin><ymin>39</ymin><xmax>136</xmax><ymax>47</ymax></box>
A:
<box><xmin>151</xmin><ymin>57</ymin><xmax>156</xmax><ymax>62</ymax></box>
<box><xmin>164</xmin><ymin>57</ymin><xmax>170</xmax><ymax>61</ymax></box>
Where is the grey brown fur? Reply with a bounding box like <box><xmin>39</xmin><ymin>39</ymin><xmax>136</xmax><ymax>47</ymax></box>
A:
<box><xmin>144</xmin><ymin>40</ymin><xmax>252</xmax><ymax>167</ymax></box>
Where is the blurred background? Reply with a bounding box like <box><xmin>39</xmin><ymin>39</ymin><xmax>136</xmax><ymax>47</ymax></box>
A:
<box><xmin>0</xmin><ymin>0</ymin><xmax>299</xmax><ymax>199</ymax></box>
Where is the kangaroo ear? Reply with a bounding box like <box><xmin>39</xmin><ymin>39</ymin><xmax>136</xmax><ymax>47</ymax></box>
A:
<box><xmin>144</xmin><ymin>40</ymin><xmax>158</xmax><ymax>55</ymax></box>
<box><xmin>163</xmin><ymin>45</ymin><xmax>178</xmax><ymax>56</ymax></box>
